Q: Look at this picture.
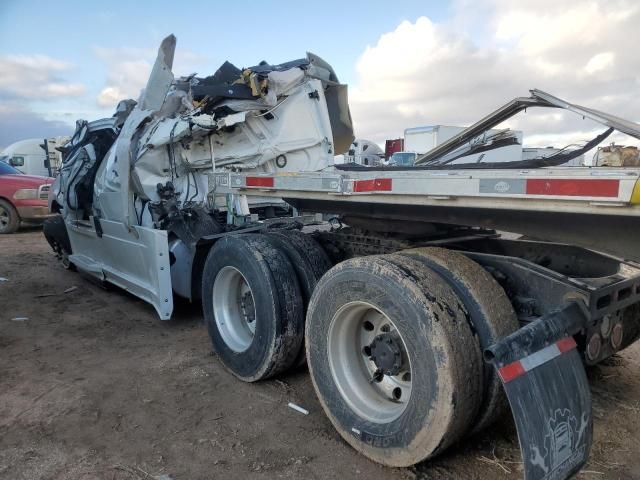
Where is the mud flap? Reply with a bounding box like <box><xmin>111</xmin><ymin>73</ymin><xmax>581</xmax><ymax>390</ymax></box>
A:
<box><xmin>486</xmin><ymin>302</ymin><xmax>593</xmax><ymax>480</ymax></box>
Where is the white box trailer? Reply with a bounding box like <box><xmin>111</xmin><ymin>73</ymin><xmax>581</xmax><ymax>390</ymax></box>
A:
<box><xmin>404</xmin><ymin>125</ymin><xmax>465</xmax><ymax>153</ymax></box>
<box><xmin>43</xmin><ymin>36</ymin><xmax>640</xmax><ymax>480</ymax></box>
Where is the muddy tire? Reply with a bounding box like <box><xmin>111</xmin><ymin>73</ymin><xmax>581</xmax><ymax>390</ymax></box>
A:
<box><xmin>0</xmin><ymin>199</ymin><xmax>19</xmax><ymax>234</ymax></box>
<box><xmin>266</xmin><ymin>231</ymin><xmax>320</xmax><ymax>306</ymax></box>
<box><xmin>400</xmin><ymin>248</ymin><xmax>519</xmax><ymax>433</ymax></box>
<box><xmin>399</xmin><ymin>247</ymin><xmax>519</xmax><ymax>433</ymax></box>
<box><xmin>267</xmin><ymin>231</ymin><xmax>329</xmax><ymax>367</ymax></box>
<box><xmin>306</xmin><ymin>254</ymin><xmax>482</xmax><ymax>467</ymax></box>
<box><xmin>619</xmin><ymin>304</ymin><xmax>640</xmax><ymax>352</ymax></box>
<box><xmin>271</xmin><ymin>229</ymin><xmax>332</xmax><ymax>278</ymax></box>
<box><xmin>202</xmin><ymin>234</ymin><xmax>304</xmax><ymax>381</ymax></box>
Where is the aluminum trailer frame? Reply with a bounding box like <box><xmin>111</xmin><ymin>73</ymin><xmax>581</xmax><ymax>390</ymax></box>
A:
<box><xmin>210</xmin><ymin>166</ymin><xmax>640</xmax><ymax>263</ymax></box>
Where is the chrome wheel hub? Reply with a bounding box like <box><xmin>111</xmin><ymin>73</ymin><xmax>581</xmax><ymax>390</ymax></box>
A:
<box><xmin>327</xmin><ymin>301</ymin><xmax>412</xmax><ymax>424</ymax></box>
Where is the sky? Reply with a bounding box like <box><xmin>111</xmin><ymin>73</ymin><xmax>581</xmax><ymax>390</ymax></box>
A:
<box><xmin>0</xmin><ymin>0</ymin><xmax>639</xmax><ymax>150</ymax></box>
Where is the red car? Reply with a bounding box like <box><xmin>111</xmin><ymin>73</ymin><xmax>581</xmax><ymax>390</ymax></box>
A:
<box><xmin>0</xmin><ymin>161</ymin><xmax>54</xmax><ymax>233</ymax></box>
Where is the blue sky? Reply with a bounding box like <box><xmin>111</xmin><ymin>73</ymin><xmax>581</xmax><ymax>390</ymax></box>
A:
<box><xmin>1</xmin><ymin>0</ymin><xmax>638</xmax><ymax>149</ymax></box>
<box><xmin>0</xmin><ymin>0</ymin><xmax>452</xmax><ymax>146</ymax></box>
<box><xmin>0</xmin><ymin>0</ymin><xmax>451</xmax><ymax>83</ymax></box>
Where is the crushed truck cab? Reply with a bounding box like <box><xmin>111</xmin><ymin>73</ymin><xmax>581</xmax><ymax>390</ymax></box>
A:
<box><xmin>44</xmin><ymin>35</ymin><xmax>640</xmax><ymax>480</ymax></box>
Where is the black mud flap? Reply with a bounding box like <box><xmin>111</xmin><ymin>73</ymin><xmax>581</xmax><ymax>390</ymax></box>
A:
<box><xmin>486</xmin><ymin>302</ymin><xmax>593</xmax><ymax>480</ymax></box>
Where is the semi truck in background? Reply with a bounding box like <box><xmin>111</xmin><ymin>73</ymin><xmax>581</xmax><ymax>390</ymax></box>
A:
<box><xmin>0</xmin><ymin>137</ymin><xmax>69</xmax><ymax>177</ymax></box>
<box><xmin>343</xmin><ymin>138</ymin><xmax>384</xmax><ymax>166</ymax></box>
<box><xmin>43</xmin><ymin>35</ymin><xmax>640</xmax><ymax>480</ymax></box>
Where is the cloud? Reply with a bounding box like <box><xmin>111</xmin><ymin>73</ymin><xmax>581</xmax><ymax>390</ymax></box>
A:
<box><xmin>349</xmin><ymin>0</ymin><xmax>640</xmax><ymax>149</ymax></box>
<box><xmin>0</xmin><ymin>54</ymin><xmax>86</xmax><ymax>100</ymax></box>
<box><xmin>94</xmin><ymin>47</ymin><xmax>153</xmax><ymax>108</ymax></box>
<box><xmin>0</xmin><ymin>105</ymin><xmax>72</xmax><ymax>149</ymax></box>
<box><xmin>94</xmin><ymin>45</ymin><xmax>209</xmax><ymax>108</ymax></box>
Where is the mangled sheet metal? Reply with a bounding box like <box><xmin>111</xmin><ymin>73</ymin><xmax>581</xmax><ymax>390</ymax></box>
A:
<box><xmin>415</xmin><ymin>89</ymin><xmax>640</xmax><ymax>166</ymax></box>
<box><xmin>52</xmin><ymin>35</ymin><xmax>353</xmax><ymax>315</ymax></box>
<box><xmin>60</xmin><ymin>34</ymin><xmax>353</xmax><ymax>229</ymax></box>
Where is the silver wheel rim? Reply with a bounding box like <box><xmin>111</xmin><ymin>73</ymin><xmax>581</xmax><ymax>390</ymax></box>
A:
<box><xmin>0</xmin><ymin>206</ymin><xmax>9</xmax><ymax>231</ymax></box>
<box><xmin>327</xmin><ymin>301</ymin><xmax>412</xmax><ymax>424</ymax></box>
<box><xmin>212</xmin><ymin>266</ymin><xmax>256</xmax><ymax>352</ymax></box>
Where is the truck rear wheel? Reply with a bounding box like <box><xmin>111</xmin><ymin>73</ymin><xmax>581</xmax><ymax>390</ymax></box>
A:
<box><xmin>0</xmin><ymin>199</ymin><xmax>19</xmax><ymax>234</ymax></box>
<box><xmin>202</xmin><ymin>234</ymin><xmax>304</xmax><ymax>381</ymax></box>
<box><xmin>399</xmin><ymin>247</ymin><xmax>519</xmax><ymax>433</ymax></box>
<box><xmin>306</xmin><ymin>254</ymin><xmax>482</xmax><ymax>467</ymax></box>
<box><xmin>267</xmin><ymin>230</ymin><xmax>330</xmax><ymax>367</ymax></box>
<box><xmin>270</xmin><ymin>229</ymin><xmax>332</xmax><ymax>277</ymax></box>
<box><xmin>266</xmin><ymin>231</ymin><xmax>320</xmax><ymax>306</ymax></box>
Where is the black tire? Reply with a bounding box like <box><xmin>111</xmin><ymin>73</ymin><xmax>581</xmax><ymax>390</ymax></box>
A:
<box><xmin>399</xmin><ymin>247</ymin><xmax>518</xmax><ymax>434</ymax></box>
<box><xmin>266</xmin><ymin>231</ymin><xmax>325</xmax><ymax>367</ymax></box>
<box><xmin>0</xmin><ymin>199</ymin><xmax>19</xmax><ymax>234</ymax></box>
<box><xmin>619</xmin><ymin>303</ymin><xmax>640</xmax><ymax>352</ymax></box>
<box><xmin>306</xmin><ymin>254</ymin><xmax>482</xmax><ymax>467</ymax></box>
<box><xmin>202</xmin><ymin>234</ymin><xmax>304</xmax><ymax>381</ymax></box>
<box><xmin>271</xmin><ymin>229</ymin><xmax>333</xmax><ymax>278</ymax></box>
<box><xmin>266</xmin><ymin>232</ymin><xmax>319</xmax><ymax>305</ymax></box>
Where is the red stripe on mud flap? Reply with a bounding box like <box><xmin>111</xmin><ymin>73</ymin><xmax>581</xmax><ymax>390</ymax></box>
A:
<box><xmin>556</xmin><ymin>336</ymin><xmax>577</xmax><ymax>353</ymax></box>
<box><xmin>246</xmin><ymin>176</ymin><xmax>275</xmax><ymax>188</ymax></box>
<box><xmin>498</xmin><ymin>336</ymin><xmax>577</xmax><ymax>383</ymax></box>
<box><xmin>498</xmin><ymin>361</ymin><xmax>526</xmax><ymax>383</ymax></box>
<box><xmin>353</xmin><ymin>178</ymin><xmax>393</xmax><ymax>193</ymax></box>
<box><xmin>525</xmin><ymin>179</ymin><xmax>619</xmax><ymax>197</ymax></box>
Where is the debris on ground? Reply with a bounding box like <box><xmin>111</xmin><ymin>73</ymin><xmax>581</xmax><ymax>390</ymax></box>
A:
<box><xmin>288</xmin><ymin>402</ymin><xmax>309</xmax><ymax>415</ymax></box>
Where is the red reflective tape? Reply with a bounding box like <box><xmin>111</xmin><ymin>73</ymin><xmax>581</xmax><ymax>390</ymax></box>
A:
<box><xmin>246</xmin><ymin>176</ymin><xmax>274</xmax><ymax>188</ymax></box>
<box><xmin>353</xmin><ymin>178</ymin><xmax>392</xmax><ymax>192</ymax></box>
<box><xmin>556</xmin><ymin>336</ymin><xmax>577</xmax><ymax>353</ymax></box>
<box><xmin>498</xmin><ymin>361</ymin><xmax>526</xmax><ymax>383</ymax></box>
<box><xmin>526</xmin><ymin>179</ymin><xmax>619</xmax><ymax>197</ymax></box>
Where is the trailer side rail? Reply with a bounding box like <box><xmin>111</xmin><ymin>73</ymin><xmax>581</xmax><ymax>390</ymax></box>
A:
<box><xmin>211</xmin><ymin>167</ymin><xmax>640</xmax><ymax>215</ymax></box>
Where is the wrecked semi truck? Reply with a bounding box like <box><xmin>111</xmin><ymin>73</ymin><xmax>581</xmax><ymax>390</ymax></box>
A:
<box><xmin>44</xmin><ymin>35</ymin><xmax>640</xmax><ymax>480</ymax></box>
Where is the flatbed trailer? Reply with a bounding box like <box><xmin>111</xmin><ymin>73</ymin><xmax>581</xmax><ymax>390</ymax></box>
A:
<box><xmin>43</xmin><ymin>35</ymin><xmax>640</xmax><ymax>480</ymax></box>
<box><xmin>211</xmin><ymin>166</ymin><xmax>640</xmax><ymax>263</ymax></box>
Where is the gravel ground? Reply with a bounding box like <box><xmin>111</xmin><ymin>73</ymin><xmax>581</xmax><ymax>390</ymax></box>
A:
<box><xmin>1</xmin><ymin>230</ymin><xmax>639</xmax><ymax>480</ymax></box>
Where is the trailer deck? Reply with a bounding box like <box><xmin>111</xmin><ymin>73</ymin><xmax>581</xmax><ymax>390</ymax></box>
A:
<box><xmin>211</xmin><ymin>166</ymin><xmax>640</xmax><ymax>262</ymax></box>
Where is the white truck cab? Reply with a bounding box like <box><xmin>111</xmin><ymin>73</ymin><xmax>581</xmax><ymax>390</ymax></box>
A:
<box><xmin>1</xmin><ymin>137</ymin><xmax>68</xmax><ymax>177</ymax></box>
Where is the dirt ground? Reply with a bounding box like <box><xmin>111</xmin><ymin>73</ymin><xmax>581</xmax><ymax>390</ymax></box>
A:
<box><xmin>1</xmin><ymin>230</ymin><xmax>639</xmax><ymax>480</ymax></box>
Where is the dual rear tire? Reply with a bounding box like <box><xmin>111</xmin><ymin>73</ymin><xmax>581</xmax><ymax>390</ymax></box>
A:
<box><xmin>202</xmin><ymin>233</ymin><xmax>517</xmax><ymax>467</ymax></box>
<box><xmin>305</xmin><ymin>249</ymin><xmax>517</xmax><ymax>466</ymax></box>
<box><xmin>202</xmin><ymin>231</ymin><xmax>330</xmax><ymax>381</ymax></box>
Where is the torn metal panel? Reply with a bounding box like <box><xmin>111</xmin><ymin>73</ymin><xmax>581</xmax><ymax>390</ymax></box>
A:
<box><xmin>67</xmin><ymin>219</ymin><xmax>173</xmax><ymax>320</ymax></box>
<box><xmin>139</xmin><ymin>34</ymin><xmax>176</xmax><ymax>112</ymax></box>
<box><xmin>415</xmin><ymin>96</ymin><xmax>549</xmax><ymax>164</ymax></box>
<box><xmin>415</xmin><ymin>89</ymin><xmax>640</xmax><ymax>166</ymax></box>
<box><xmin>531</xmin><ymin>89</ymin><xmax>640</xmax><ymax>141</ymax></box>
<box><xmin>53</xmin><ymin>34</ymin><xmax>354</xmax><ymax>314</ymax></box>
